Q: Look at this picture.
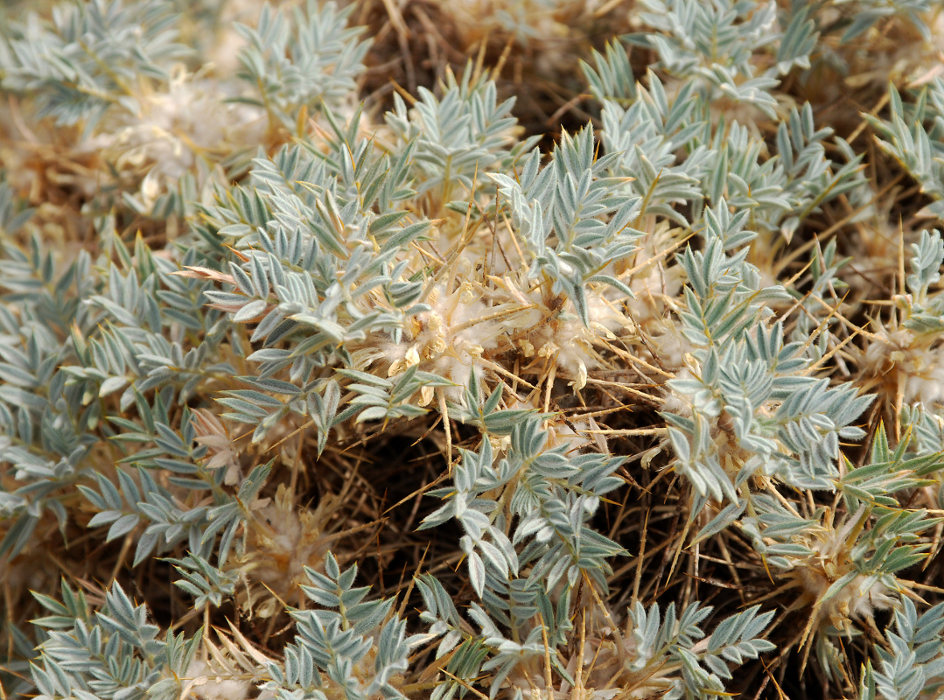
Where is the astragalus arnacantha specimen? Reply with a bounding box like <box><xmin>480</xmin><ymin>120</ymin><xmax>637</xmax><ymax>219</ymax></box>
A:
<box><xmin>4</xmin><ymin>1</ymin><xmax>944</xmax><ymax>699</ymax></box>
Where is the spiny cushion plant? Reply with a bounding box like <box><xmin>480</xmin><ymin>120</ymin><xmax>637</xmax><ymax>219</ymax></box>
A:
<box><xmin>2</xmin><ymin>0</ymin><xmax>944</xmax><ymax>698</ymax></box>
